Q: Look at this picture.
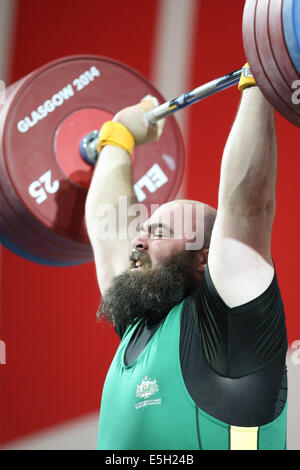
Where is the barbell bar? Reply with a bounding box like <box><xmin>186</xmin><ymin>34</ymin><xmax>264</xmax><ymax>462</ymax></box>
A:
<box><xmin>80</xmin><ymin>68</ymin><xmax>243</xmax><ymax>165</ymax></box>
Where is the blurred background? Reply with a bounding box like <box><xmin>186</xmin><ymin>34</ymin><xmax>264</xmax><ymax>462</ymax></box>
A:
<box><xmin>0</xmin><ymin>0</ymin><xmax>299</xmax><ymax>450</ymax></box>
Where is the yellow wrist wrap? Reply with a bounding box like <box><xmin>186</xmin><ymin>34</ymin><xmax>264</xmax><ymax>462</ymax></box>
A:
<box><xmin>97</xmin><ymin>121</ymin><xmax>135</xmax><ymax>156</ymax></box>
<box><xmin>238</xmin><ymin>63</ymin><xmax>257</xmax><ymax>91</ymax></box>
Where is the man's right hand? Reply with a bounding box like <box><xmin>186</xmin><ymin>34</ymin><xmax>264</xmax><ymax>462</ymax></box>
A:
<box><xmin>113</xmin><ymin>96</ymin><xmax>165</xmax><ymax>146</ymax></box>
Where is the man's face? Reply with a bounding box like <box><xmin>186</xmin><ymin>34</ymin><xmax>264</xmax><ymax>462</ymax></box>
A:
<box><xmin>98</xmin><ymin>202</ymin><xmax>208</xmax><ymax>329</ymax></box>
<box><xmin>130</xmin><ymin>201</ymin><xmax>201</xmax><ymax>270</ymax></box>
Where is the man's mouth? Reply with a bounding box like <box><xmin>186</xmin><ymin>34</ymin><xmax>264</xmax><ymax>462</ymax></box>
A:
<box><xmin>130</xmin><ymin>251</ymin><xmax>150</xmax><ymax>271</ymax></box>
<box><xmin>131</xmin><ymin>259</ymin><xmax>145</xmax><ymax>270</ymax></box>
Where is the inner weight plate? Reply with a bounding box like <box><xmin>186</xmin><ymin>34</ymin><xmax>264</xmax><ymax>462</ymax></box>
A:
<box><xmin>2</xmin><ymin>56</ymin><xmax>185</xmax><ymax>249</ymax></box>
<box><xmin>243</xmin><ymin>0</ymin><xmax>300</xmax><ymax>127</ymax></box>
<box><xmin>255</xmin><ymin>0</ymin><xmax>300</xmax><ymax>123</ymax></box>
<box><xmin>283</xmin><ymin>0</ymin><xmax>300</xmax><ymax>74</ymax></box>
<box><xmin>269</xmin><ymin>0</ymin><xmax>300</xmax><ymax>116</ymax></box>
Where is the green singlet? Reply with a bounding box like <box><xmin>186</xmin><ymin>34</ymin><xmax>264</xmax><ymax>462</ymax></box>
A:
<box><xmin>97</xmin><ymin>301</ymin><xmax>287</xmax><ymax>450</ymax></box>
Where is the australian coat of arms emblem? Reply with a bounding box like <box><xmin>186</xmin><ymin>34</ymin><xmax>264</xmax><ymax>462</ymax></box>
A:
<box><xmin>136</xmin><ymin>376</ymin><xmax>159</xmax><ymax>399</ymax></box>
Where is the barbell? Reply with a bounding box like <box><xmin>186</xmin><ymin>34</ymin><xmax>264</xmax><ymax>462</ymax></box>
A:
<box><xmin>0</xmin><ymin>0</ymin><xmax>299</xmax><ymax>267</ymax></box>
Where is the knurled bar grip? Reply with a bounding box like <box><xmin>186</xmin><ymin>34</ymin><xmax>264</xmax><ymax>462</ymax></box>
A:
<box><xmin>145</xmin><ymin>68</ymin><xmax>243</xmax><ymax>124</ymax></box>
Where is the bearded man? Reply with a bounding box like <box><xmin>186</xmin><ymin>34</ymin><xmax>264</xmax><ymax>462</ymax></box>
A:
<box><xmin>85</xmin><ymin>66</ymin><xmax>288</xmax><ymax>450</ymax></box>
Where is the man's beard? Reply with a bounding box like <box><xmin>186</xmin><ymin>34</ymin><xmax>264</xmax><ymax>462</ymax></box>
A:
<box><xmin>97</xmin><ymin>249</ymin><xmax>199</xmax><ymax>331</ymax></box>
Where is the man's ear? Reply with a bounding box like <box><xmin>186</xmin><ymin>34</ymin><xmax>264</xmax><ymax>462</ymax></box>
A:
<box><xmin>195</xmin><ymin>248</ymin><xmax>209</xmax><ymax>273</ymax></box>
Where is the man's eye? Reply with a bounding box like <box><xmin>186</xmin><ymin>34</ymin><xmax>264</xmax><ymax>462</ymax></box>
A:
<box><xmin>153</xmin><ymin>231</ymin><xmax>164</xmax><ymax>238</ymax></box>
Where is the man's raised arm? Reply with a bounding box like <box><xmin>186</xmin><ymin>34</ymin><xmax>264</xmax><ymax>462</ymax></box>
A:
<box><xmin>85</xmin><ymin>97</ymin><xmax>164</xmax><ymax>295</ymax></box>
<box><xmin>208</xmin><ymin>82</ymin><xmax>278</xmax><ymax>307</ymax></box>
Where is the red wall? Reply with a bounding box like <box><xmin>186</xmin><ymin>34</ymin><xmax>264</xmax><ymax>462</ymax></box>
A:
<box><xmin>1</xmin><ymin>0</ymin><xmax>299</xmax><ymax>445</ymax></box>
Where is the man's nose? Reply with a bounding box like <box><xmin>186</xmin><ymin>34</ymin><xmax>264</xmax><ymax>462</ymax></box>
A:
<box><xmin>132</xmin><ymin>232</ymin><xmax>149</xmax><ymax>250</ymax></box>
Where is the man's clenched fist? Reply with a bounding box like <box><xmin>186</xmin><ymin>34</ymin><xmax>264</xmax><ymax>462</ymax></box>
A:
<box><xmin>113</xmin><ymin>96</ymin><xmax>165</xmax><ymax>146</ymax></box>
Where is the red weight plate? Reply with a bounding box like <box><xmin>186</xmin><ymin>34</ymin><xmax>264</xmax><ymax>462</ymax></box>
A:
<box><xmin>0</xmin><ymin>55</ymin><xmax>185</xmax><ymax>265</ymax></box>
<box><xmin>0</xmin><ymin>65</ymin><xmax>96</xmax><ymax>264</ymax></box>
<box><xmin>0</xmin><ymin>82</ymin><xmax>91</xmax><ymax>265</ymax></box>
<box><xmin>254</xmin><ymin>0</ymin><xmax>300</xmax><ymax>124</ymax></box>
<box><xmin>0</xmin><ymin>153</ymin><xmax>92</xmax><ymax>265</ymax></box>
<box><xmin>0</xmin><ymin>204</ymin><xmax>84</xmax><ymax>265</ymax></box>
<box><xmin>243</xmin><ymin>0</ymin><xmax>300</xmax><ymax>127</ymax></box>
<box><xmin>0</xmin><ymin>187</ymin><xmax>82</xmax><ymax>262</ymax></box>
<box><xmin>269</xmin><ymin>0</ymin><xmax>300</xmax><ymax>109</ymax></box>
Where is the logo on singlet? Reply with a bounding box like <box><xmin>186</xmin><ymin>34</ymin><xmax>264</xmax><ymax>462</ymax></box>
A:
<box><xmin>136</xmin><ymin>376</ymin><xmax>159</xmax><ymax>398</ymax></box>
<box><xmin>135</xmin><ymin>376</ymin><xmax>161</xmax><ymax>409</ymax></box>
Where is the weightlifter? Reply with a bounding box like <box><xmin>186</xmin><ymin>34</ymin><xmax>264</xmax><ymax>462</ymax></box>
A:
<box><xmin>85</xmin><ymin>65</ymin><xmax>288</xmax><ymax>450</ymax></box>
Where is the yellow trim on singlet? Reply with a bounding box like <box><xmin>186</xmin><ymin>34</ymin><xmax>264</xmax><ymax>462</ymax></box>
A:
<box><xmin>230</xmin><ymin>425</ymin><xmax>259</xmax><ymax>450</ymax></box>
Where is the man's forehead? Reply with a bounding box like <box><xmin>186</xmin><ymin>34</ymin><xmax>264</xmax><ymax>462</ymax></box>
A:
<box><xmin>146</xmin><ymin>203</ymin><xmax>181</xmax><ymax>224</ymax></box>
<box><xmin>144</xmin><ymin>201</ymin><xmax>199</xmax><ymax>228</ymax></box>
